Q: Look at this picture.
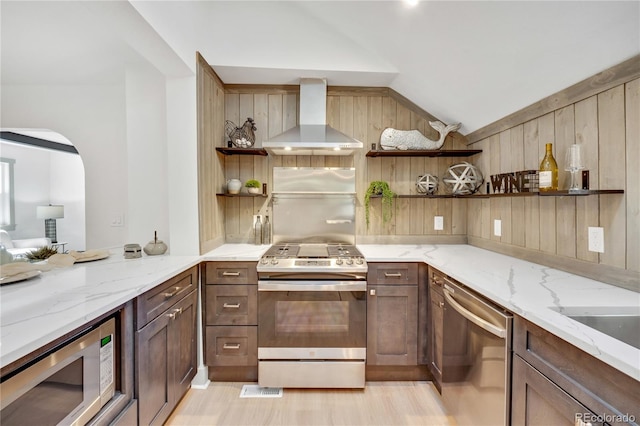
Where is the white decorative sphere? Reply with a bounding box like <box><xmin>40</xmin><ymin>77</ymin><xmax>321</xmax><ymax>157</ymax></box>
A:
<box><xmin>416</xmin><ymin>174</ymin><xmax>439</xmax><ymax>195</ymax></box>
<box><xmin>442</xmin><ymin>162</ymin><xmax>484</xmax><ymax>195</ymax></box>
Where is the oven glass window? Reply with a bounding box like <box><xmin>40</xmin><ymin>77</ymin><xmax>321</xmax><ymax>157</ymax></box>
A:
<box><xmin>1</xmin><ymin>358</ymin><xmax>83</xmax><ymax>425</ymax></box>
<box><xmin>259</xmin><ymin>290</ymin><xmax>366</xmax><ymax>348</ymax></box>
<box><xmin>276</xmin><ymin>301</ymin><xmax>349</xmax><ymax>333</ymax></box>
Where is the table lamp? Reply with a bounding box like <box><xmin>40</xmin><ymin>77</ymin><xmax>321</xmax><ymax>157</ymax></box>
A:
<box><xmin>36</xmin><ymin>205</ymin><xmax>64</xmax><ymax>243</ymax></box>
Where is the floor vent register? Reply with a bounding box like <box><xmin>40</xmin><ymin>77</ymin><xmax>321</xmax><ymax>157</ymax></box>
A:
<box><xmin>239</xmin><ymin>384</ymin><xmax>283</xmax><ymax>398</ymax></box>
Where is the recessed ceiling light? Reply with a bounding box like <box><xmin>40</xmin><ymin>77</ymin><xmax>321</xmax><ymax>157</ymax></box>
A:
<box><xmin>404</xmin><ymin>0</ymin><xmax>419</xmax><ymax>6</ymax></box>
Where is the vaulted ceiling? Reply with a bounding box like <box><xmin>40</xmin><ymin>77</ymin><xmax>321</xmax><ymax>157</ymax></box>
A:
<box><xmin>2</xmin><ymin>1</ymin><xmax>638</xmax><ymax>135</ymax></box>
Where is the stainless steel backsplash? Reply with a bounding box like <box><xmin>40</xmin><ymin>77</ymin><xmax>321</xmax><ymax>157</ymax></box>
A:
<box><xmin>272</xmin><ymin>167</ymin><xmax>356</xmax><ymax>244</ymax></box>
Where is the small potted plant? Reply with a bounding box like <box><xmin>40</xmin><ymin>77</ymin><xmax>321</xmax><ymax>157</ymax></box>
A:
<box><xmin>364</xmin><ymin>181</ymin><xmax>396</xmax><ymax>228</ymax></box>
<box><xmin>245</xmin><ymin>179</ymin><xmax>261</xmax><ymax>195</ymax></box>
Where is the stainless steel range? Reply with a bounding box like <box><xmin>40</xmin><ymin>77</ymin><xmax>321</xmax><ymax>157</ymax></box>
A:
<box><xmin>257</xmin><ymin>168</ymin><xmax>367</xmax><ymax>389</ymax></box>
<box><xmin>258</xmin><ymin>243</ymin><xmax>367</xmax><ymax>277</ymax></box>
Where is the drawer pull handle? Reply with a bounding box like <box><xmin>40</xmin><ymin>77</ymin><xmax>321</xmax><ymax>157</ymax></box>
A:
<box><xmin>223</xmin><ymin>343</ymin><xmax>241</xmax><ymax>350</ymax></box>
<box><xmin>439</xmin><ymin>302</ymin><xmax>445</xmax><ymax>308</ymax></box>
<box><xmin>384</xmin><ymin>272</ymin><xmax>402</xmax><ymax>277</ymax></box>
<box><xmin>163</xmin><ymin>287</ymin><xmax>181</xmax><ymax>298</ymax></box>
<box><xmin>223</xmin><ymin>303</ymin><xmax>241</xmax><ymax>309</ymax></box>
<box><xmin>222</xmin><ymin>271</ymin><xmax>241</xmax><ymax>277</ymax></box>
<box><xmin>167</xmin><ymin>307</ymin><xmax>183</xmax><ymax>319</ymax></box>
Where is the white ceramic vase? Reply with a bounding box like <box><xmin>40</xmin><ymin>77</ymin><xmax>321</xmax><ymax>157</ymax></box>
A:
<box><xmin>227</xmin><ymin>179</ymin><xmax>242</xmax><ymax>194</ymax></box>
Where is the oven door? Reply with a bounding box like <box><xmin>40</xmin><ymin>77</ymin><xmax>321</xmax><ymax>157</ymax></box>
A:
<box><xmin>258</xmin><ymin>280</ymin><xmax>366</xmax><ymax>359</ymax></box>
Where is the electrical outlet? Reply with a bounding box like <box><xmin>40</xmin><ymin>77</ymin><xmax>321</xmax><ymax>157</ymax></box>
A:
<box><xmin>434</xmin><ymin>216</ymin><xmax>444</xmax><ymax>231</ymax></box>
<box><xmin>494</xmin><ymin>219</ymin><xmax>502</xmax><ymax>237</ymax></box>
<box><xmin>588</xmin><ymin>227</ymin><xmax>604</xmax><ymax>253</ymax></box>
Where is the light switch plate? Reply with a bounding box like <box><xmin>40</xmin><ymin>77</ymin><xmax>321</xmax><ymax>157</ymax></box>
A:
<box><xmin>434</xmin><ymin>216</ymin><xmax>444</xmax><ymax>231</ymax></box>
<box><xmin>494</xmin><ymin>219</ymin><xmax>502</xmax><ymax>237</ymax></box>
<box><xmin>588</xmin><ymin>227</ymin><xmax>604</xmax><ymax>253</ymax></box>
<box><xmin>110</xmin><ymin>214</ymin><xmax>124</xmax><ymax>227</ymax></box>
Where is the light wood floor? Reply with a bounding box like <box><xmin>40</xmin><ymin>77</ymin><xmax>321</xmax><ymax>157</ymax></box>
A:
<box><xmin>167</xmin><ymin>381</ymin><xmax>455</xmax><ymax>426</ymax></box>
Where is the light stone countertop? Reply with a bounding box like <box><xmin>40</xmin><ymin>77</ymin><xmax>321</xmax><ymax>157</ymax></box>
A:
<box><xmin>2</xmin><ymin>243</ymin><xmax>638</xmax><ymax>383</ymax></box>
<box><xmin>203</xmin><ymin>243</ymin><xmax>640</xmax><ymax>381</ymax></box>
<box><xmin>0</xmin><ymin>249</ymin><xmax>200</xmax><ymax>368</ymax></box>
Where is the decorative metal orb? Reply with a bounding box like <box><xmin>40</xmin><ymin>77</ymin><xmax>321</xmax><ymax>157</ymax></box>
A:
<box><xmin>442</xmin><ymin>162</ymin><xmax>484</xmax><ymax>195</ymax></box>
<box><xmin>416</xmin><ymin>174</ymin><xmax>439</xmax><ymax>195</ymax></box>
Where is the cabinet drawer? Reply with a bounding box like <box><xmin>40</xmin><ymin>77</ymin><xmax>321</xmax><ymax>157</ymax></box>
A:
<box><xmin>204</xmin><ymin>262</ymin><xmax>258</xmax><ymax>285</ymax></box>
<box><xmin>136</xmin><ymin>266</ymin><xmax>198</xmax><ymax>329</ymax></box>
<box><xmin>205</xmin><ymin>285</ymin><xmax>257</xmax><ymax>326</ymax></box>
<box><xmin>514</xmin><ymin>316</ymin><xmax>639</xmax><ymax>424</ymax></box>
<box><xmin>367</xmin><ymin>262</ymin><xmax>418</xmax><ymax>285</ymax></box>
<box><xmin>205</xmin><ymin>326</ymin><xmax>257</xmax><ymax>367</ymax></box>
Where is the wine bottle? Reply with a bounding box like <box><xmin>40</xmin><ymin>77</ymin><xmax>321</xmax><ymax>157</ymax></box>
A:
<box><xmin>539</xmin><ymin>143</ymin><xmax>558</xmax><ymax>192</ymax></box>
<box><xmin>254</xmin><ymin>215</ymin><xmax>262</xmax><ymax>245</ymax></box>
<box><xmin>262</xmin><ymin>215</ymin><xmax>271</xmax><ymax>245</ymax></box>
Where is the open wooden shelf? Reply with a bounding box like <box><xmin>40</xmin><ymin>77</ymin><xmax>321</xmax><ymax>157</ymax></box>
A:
<box><xmin>366</xmin><ymin>149</ymin><xmax>482</xmax><ymax>158</ymax></box>
<box><xmin>216</xmin><ymin>193</ymin><xmax>268</xmax><ymax>198</ymax></box>
<box><xmin>368</xmin><ymin>189</ymin><xmax>624</xmax><ymax>199</ymax></box>
<box><xmin>216</xmin><ymin>147</ymin><xmax>268</xmax><ymax>156</ymax></box>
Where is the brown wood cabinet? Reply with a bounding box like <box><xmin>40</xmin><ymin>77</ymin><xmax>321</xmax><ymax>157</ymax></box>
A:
<box><xmin>512</xmin><ymin>316</ymin><xmax>639</xmax><ymax>426</ymax></box>
<box><xmin>367</xmin><ymin>263</ymin><xmax>423</xmax><ymax>370</ymax></box>
<box><xmin>135</xmin><ymin>266</ymin><xmax>198</xmax><ymax>426</ymax></box>
<box><xmin>428</xmin><ymin>266</ymin><xmax>445</xmax><ymax>392</ymax></box>
<box><xmin>203</xmin><ymin>261</ymin><xmax>258</xmax><ymax>381</ymax></box>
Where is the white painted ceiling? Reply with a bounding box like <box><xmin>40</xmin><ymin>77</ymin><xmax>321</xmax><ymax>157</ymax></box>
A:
<box><xmin>2</xmin><ymin>1</ymin><xmax>639</xmax><ymax>134</ymax></box>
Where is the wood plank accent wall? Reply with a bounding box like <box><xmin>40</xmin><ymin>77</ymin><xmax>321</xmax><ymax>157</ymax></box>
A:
<box><xmin>215</xmin><ymin>85</ymin><xmax>468</xmax><ymax>245</ymax></box>
<box><xmin>197</xmin><ymin>53</ymin><xmax>225</xmax><ymax>253</ymax></box>
<box><xmin>197</xmin><ymin>53</ymin><xmax>638</xmax><ymax>290</ymax></box>
<box><xmin>467</xmin><ymin>75</ymin><xmax>640</xmax><ymax>291</ymax></box>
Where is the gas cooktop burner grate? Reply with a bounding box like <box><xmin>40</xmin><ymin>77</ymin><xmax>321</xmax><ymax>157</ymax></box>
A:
<box><xmin>263</xmin><ymin>243</ymin><xmax>363</xmax><ymax>259</ymax></box>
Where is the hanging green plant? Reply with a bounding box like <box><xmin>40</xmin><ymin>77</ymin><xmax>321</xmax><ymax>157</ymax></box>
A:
<box><xmin>364</xmin><ymin>181</ymin><xmax>396</xmax><ymax>228</ymax></box>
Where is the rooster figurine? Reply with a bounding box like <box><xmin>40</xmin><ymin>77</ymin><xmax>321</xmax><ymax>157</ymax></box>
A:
<box><xmin>225</xmin><ymin>117</ymin><xmax>257</xmax><ymax>148</ymax></box>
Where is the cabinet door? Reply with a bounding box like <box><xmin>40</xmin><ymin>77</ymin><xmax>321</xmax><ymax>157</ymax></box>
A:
<box><xmin>136</xmin><ymin>290</ymin><xmax>197</xmax><ymax>426</ymax></box>
<box><xmin>169</xmin><ymin>290</ymin><xmax>198</xmax><ymax>407</ymax></box>
<box><xmin>512</xmin><ymin>355</ymin><xmax>601</xmax><ymax>426</ymax></box>
<box><xmin>429</xmin><ymin>287</ymin><xmax>444</xmax><ymax>390</ymax></box>
<box><xmin>136</xmin><ymin>303</ymin><xmax>172</xmax><ymax>426</ymax></box>
<box><xmin>367</xmin><ymin>285</ymin><xmax>418</xmax><ymax>365</ymax></box>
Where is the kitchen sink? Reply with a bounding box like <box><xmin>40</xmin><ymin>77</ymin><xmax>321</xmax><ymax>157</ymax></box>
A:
<box><xmin>551</xmin><ymin>306</ymin><xmax>640</xmax><ymax>350</ymax></box>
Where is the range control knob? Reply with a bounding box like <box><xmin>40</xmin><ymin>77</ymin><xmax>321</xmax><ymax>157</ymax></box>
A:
<box><xmin>270</xmin><ymin>258</ymin><xmax>279</xmax><ymax>265</ymax></box>
<box><xmin>346</xmin><ymin>258</ymin><xmax>354</xmax><ymax>265</ymax></box>
<box><xmin>336</xmin><ymin>258</ymin><xmax>344</xmax><ymax>265</ymax></box>
<box><xmin>355</xmin><ymin>257</ymin><xmax>364</xmax><ymax>265</ymax></box>
<box><xmin>260</xmin><ymin>258</ymin><xmax>269</xmax><ymax>264</ymax></box>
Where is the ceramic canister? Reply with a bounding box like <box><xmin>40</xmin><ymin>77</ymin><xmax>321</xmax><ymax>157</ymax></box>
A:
<box><xmin>227</xmin><ymin>179</ymin><xmax>242</xmax><ymax>194</ymax></box>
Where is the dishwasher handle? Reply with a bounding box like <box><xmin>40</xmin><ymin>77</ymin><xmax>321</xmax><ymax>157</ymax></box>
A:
<box><xmin>443</xmin><ymin>287</ymin><xmax>507</xmax><ymax>339</ymax></box>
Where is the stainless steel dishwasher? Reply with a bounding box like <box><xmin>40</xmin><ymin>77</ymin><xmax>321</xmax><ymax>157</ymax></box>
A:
<box><xmin>441</xmin><ymin>277</ymin><xmax>513</xmax><ymax>426</ymax></box>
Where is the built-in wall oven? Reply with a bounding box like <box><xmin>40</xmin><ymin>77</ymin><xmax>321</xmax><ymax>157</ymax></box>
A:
<box><xmin>0</xmin><ymin>317</ymin><xmax>116</xmax><ymax>426</ymax></box>
<box><xmin>257</xmin><ymin>167</ymin><xmax>368</xmax><ymax>388</ymax></box>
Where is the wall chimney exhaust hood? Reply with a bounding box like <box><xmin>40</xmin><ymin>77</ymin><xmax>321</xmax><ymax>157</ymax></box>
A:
<box><xmin>263</xmin><ymin>78</ymin><xmax>363</xmax><ymax>156</ymax></box>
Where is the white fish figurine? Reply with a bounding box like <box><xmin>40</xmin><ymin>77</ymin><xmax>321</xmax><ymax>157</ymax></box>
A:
<box><xmin>380</xmin><ymin>121</ymin><xmax>461</xmax><ymax>150</ymax></box>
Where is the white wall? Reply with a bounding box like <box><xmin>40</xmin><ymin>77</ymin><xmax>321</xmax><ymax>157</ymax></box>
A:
<box><xmin>166</xmin><ymin>76</ymin><xmax>199</xmax><ymax>255</ymax></box>
<box><xmin>1</xmin><ymin>73</ymin><xmax>200</xmax><ymax>254</ymax></box>
<box><xmin>125</xmin><ymin>64</ymin><xmax>170</xmax><ymax>249</ymax></box>
<box><xmin>1</xmin><ymin>84</ymin><xmax>129</xmax><ymax>250</ymax></box>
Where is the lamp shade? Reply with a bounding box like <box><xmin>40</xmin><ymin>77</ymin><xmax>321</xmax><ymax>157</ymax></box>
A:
<box><xmin>37</xmin><ymin>205</ymin><xmax>64</xmax><ymax>219</ymax></box>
